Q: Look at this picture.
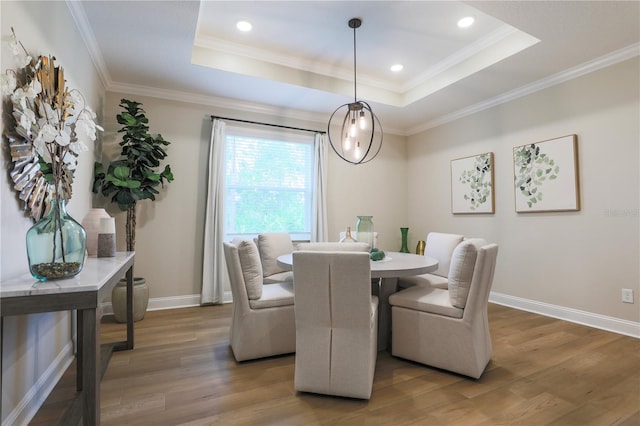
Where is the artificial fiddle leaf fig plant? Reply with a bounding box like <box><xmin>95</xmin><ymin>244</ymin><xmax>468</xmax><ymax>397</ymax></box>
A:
<box><xmin>93</xmin><ymin>99</ymin><xmax>174</xmax><ymax>251</ymax></box>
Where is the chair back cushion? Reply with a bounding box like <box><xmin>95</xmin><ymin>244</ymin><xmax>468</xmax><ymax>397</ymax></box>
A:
<box><xmin>339</xmin><ymin>231</ymin><xmax>379</xmax><ymax>248</ymax></box>
<box><xmin>257</xmin><ymin>233</ymin><xmax>293</xmax><ymax>277</ymax></box>
<box><xmin>293</xmin><ymin>250</ymin><xmax>377</xmax><ymax>399</ymax></box>
<box><xmin>448</xmin><ymin>238</ymin><xmax>485</xmax><ymax>308</ymax></box>
<box><xmin>425</xmin><ymin>232</ymin><xmax>464</xmax><ymax>277</ymax></box>
<box><xmin>293</xmin><ymin>251</ymin><xmax>373</xmax><ymax>327</ymax></box>
<box><xmin>297</xmin><ymin>242</ymin><xmax>370</xmax><ymax>252</ymax></box>
<box><xmin>233</xmin><ymin>238</ymin><xmax>263</xmax><ymax>300</ymax></box>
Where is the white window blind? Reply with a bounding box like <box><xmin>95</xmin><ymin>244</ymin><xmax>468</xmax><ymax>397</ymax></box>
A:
<box><xmin>224</xmin><ymin>125</ymin><xmax>314</xmax><ymax>241</ymax></box>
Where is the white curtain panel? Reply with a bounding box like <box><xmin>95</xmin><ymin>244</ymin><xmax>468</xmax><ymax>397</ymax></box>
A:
<box><xmin>311</xmin><ymin>132</ymin><xmax>329</xmax><ymax>242</ymax></box>
<box><xmin>201</xmin><ymin>119</ymin><xmax>228</xmax><ymax>304</ymax></box>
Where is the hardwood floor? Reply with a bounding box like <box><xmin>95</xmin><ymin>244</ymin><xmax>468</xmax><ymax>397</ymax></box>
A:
<box><xmin>31</xmin><ymin>304</ymin><xmax>640</xmax><ymax>425</ymax></box>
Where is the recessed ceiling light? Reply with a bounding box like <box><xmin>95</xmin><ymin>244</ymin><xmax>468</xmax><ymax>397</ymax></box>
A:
<box><xmin>457</xmin><ymin>16</ymin><xmax>475</xmax><ymax>28</ymax></box>
<box><xmin>236</xmin><ymin>21</ymin><xmax>252</xmax><ymax>32</ymax></box>
<box><xmin>390</xmin><ymin>64</ymin><xmax>404</xmax><ymax>72</ymax></box>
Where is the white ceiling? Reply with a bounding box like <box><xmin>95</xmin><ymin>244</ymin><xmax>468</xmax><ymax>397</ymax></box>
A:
<box><xmin>72</xmin><ymin>1</ymin><xmax>640</xmax><ymax>135</ymax></box>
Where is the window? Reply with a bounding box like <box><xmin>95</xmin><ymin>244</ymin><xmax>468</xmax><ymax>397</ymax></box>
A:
<box><xmin>224</xmin><ymin>125</ymin><xmax>314</xmax><ymax>241</ymax></box>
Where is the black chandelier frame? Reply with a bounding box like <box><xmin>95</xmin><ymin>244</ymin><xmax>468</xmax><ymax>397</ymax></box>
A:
<box><xmin>327</xmin><ymin>18</ymin><xmax>383</xmax><ymax>165</ymax></box>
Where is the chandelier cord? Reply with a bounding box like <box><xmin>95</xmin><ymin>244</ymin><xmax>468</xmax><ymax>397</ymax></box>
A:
<box><xmin>352</xmin><ymin>22</ymin><xmax>357</xmax><ymax>103</ymax></box>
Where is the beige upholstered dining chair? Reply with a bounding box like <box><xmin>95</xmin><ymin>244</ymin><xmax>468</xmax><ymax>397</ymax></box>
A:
<box><xmin>338</xmin><ymin>231</ymin><xmax>379</xmax><ymax>249</ymax></box>
<box><xmin>223</xmin><ymin>239</ymin><xmax>296</xmax><ymax>361</ymax></box>
<box><xmin>398</xmin><ymin>232</ymin><xmax>464</xmax><ymax>289</ymax></box>
<box><xmin>389</xmin><ymin>239</ymin><xmax>498</xmax><ymax>379</ymax></box>
<box><xmin>255</xmin><ymin>232</ymin><xmax>294</xmax><ymax>284</ymax></box>
<box><xmin>293</xmin><ymin>250</ymin><xmax>378</xmax><ymax>399</ymax></box>
<box><xmin>296</xmin><ymin>241</ymin><xmax>370</xmax><ymax>252</ymax></box>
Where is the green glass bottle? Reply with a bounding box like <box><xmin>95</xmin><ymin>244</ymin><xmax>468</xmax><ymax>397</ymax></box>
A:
<box><xmin>356</xmin><ymin>215</ymin><xmax>374</xmax><ymax>249</ymax></box>
<box><xmin>400</xmin><ymin>227</ymin><xmax>410</xmax><ymax>253</ymax></box>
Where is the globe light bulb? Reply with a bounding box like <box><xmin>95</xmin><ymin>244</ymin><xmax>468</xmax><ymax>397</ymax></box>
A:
<box><xmin>343</xmin><ymin>133</ymin><xmax>352</xmax><ymax>151</ymax></box>
<box><xmin>358</xmin><ymin>110</ymin><xmax>367</xmax><ymax>130</ymax></box>
<box><xmin>349</xmin><ymin>118</ymin><xmax>357</xmax><ymax>137</ymax></box>
<box><xmin>354</xmin><ymin>140</ymin><xmax>362</xmax><ymax>159</ymax></box>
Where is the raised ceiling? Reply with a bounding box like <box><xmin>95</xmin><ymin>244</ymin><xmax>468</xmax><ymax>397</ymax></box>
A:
<box><xmin>193</xmin><ymin>2</ymin><xmax>539</xmax><ymax>108</ymax></box>
<box><xmin>74</xmin><ymin>1</ymin><xmax>639</xmax><ymax>135</ymax></box>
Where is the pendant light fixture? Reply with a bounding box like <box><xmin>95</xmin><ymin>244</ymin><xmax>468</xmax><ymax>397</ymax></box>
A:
<box><xmin>327</xmin><ymin>18</ymin><xmax>383</xmax><ymax>165</ymax></box>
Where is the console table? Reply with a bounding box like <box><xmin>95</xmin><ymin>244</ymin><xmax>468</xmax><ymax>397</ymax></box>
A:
<box><xmin>0</xmin><ymin>252</ymin><xmax>135</xmax><ymax>425</ymax></box>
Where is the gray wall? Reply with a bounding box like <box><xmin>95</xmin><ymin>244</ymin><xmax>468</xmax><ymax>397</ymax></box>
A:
<box><xmin>99</xmin><ymin>92</ymin><xmax>409</xmax><ymax>298</ymax></box>
<box><xmin>1</xmin><ymin>2</ymin><xmax>105</xmax><ymax>423</ymax></box>
<box><xmin>1</xmin><ymin>1</ymin><xmax>638</xmax><ymax>423</ymax></box>
<box><xmin>406</xmin><ymin>57</ymin><xmax>639</xmax><ymax>323</ymax></box>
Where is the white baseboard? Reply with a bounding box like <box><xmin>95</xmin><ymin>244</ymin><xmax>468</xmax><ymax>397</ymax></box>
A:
<box><xmin>100</xmin><ymin>291</ymin><xmax>639</xmax><ymax>339</ymax></box>
<box><xmin>147</xmin><ymin>294</ymin><xmax>203</xmax><ymax>311</ymax></box>
<box><xmin>3</xmin><ymin>342</ymin><xmax>74</xmax><ymax>426</ymax></box>
<box><xmin>489</xmin><ymin>291</ymin><xmax>640</xmax><ymax>338</ymax></box>
<box><xmin>100</xmin><ymin>292</ymin><xmax>233</xmax><ymax>315</ymax></box>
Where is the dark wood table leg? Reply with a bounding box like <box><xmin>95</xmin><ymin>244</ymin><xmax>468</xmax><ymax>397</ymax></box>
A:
<box><xmin>378</xmin><ymin>277</ymin><xmax>398</xmax><ymax>351</ymax></box>
<box><xmin>81</xmin><ymin>308</ymin><xmax>100</xmax><ymax>426</ymax></box>
<box><xmin>114</xmin><ymin>266</ymin><xmax>135</xmax><ymax>353</ymax></box>
<box><xmin>1</xmin><ymin>317</ymin><xmax>3</xmax><ymax>423</ymax></box>
<box><xmin>126</xmin><ymin>267</ymin><xmax>134</xmax><ymax>350</ymax></box>
<box><xmin>76</xmin><ymin>310</ymin><xmax>83</xmax><ymax>391</ymax></box>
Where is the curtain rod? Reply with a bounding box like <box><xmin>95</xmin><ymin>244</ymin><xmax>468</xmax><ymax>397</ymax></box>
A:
<box><xmin>210</xmin><ymin>115</ymin><xmax>326</xmax><ymax>134</ymax></box>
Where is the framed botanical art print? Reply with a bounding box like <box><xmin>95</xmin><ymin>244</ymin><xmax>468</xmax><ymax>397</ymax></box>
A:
<box><xmin>513</xmin><ymin>134</ymin><xmax>580</xmax><ymax>212</ymax></box>
<box><xmin>451</xmin><ymin>152</ymin><xmax>495</xmax><ymax>214</ymax></box>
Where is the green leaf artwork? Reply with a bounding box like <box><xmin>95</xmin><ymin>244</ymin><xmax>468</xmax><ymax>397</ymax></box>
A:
<box><xmin>458</xmin><ymin>153</ymin><xmax>492</xmax><ymax>210</ymax></box>
<box><xmin>514</xmin><ymin>144</ymin><xmax>560</xmax><ymax>208</ymax></box>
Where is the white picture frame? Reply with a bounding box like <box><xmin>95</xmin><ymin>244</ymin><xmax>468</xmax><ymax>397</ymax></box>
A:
<box><xmin>513</xmin><ymin>134</ymin><xmax>580</xmax><ymax>212</ymax></box>
<box><xmin>451</xmin><ymin>152</ymin><xmax>495</xmax><ymax>214</ymax></box>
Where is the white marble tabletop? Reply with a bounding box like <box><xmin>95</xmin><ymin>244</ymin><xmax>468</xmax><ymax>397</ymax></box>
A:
<box><xmin>277</xmin><ymin>251</ymin><xmax>438</xmax><ymax>279</ymax></box>
<box><xmin>277</xmin><ymin>250</ymin><xmax>438</xmax><ymax>351</ymax></box>
<box><xmin>0</xmin><ymin>252</ymin><xmax>135</xmax><ymax>298</ymax></box>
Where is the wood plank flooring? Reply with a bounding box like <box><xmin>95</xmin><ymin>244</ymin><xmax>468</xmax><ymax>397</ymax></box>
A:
<box><xmin>31</xmin><ymin>304</ymin><xmax>640</xmax><ymax>425</ymax></box>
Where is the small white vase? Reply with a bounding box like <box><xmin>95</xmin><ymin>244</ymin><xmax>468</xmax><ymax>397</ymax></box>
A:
<box><xmin>82</xmin><ymin>208</ymin><xmax>111</xmax><ymax>257</ymax></box>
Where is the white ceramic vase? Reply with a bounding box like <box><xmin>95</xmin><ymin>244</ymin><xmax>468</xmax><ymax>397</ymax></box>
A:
<box><xmin>82</xmin><ymin>208</ymin><xmax>111</xmax><ymax>257</ymax></box>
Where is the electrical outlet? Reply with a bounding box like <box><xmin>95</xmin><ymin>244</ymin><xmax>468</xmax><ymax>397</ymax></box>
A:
<box><xmin>622</xmin><ymin>289</ymin><xmax>634</xmax><ymax>304</ymax></box>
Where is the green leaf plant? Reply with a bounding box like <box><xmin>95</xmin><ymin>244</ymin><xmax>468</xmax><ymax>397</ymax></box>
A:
<box><xmin>93</xmin><ymin>99</ymin><xmax>174</xmax><ymax>251</ymax></box>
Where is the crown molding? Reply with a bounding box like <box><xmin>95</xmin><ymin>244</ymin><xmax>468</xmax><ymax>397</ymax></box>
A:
<box><xmin>65</xmin><ymin>0</ymin><xmax>112</xmax><ymax>89</ymax></box>
<box><xmin>108</xmin><ymin>81</ymin><xmax>328</xmax><ymax>125</ymax></box>
<box><xmin>67</xmin><ymin>0</ymin><xmax>637</xmax><ymax>139</ymax></box>
<box><xmin>408</xmin><ymin>42</ymin><xmax>640</xmax><ymax>135</ymax></box>
<box><xmin>404</xmin><ymin>26</ymin><xmax>519</xmax><ymax>92</ymax></box>
<box><xmin>194</xmin><ymin>25</ymin><xmax>536</xmax><ymax>108</ymax></box>
<box><xmin>107</xmin><ymin>81</ymin><xmax>405</xmax><ymax>136</ymax></box>
<box><xmin>194</xmin><ymin>36</ymin><xmax>401</xmax><ymax>93</ymax></box>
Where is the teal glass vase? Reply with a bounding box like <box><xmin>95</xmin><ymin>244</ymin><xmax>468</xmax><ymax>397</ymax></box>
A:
<box><xmin>356</xmin><ymin>215</ymin><xmax>375</xmax><ymax>249</ymax></box>
<box><xmin>26</xmin><ymin>198</ymin><xmax>87</xmax><ymax>281</ymax></box>
<box><xmin>400</xmin><ymin>227</ymin><xmax>410</xmax><ymax>253</ymax></box>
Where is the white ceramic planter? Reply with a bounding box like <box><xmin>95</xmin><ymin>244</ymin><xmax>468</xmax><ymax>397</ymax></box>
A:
<box><xmin>111</xmin><ymin>277</ymin><xmax>149</xmax><ymax>323</ymax></box>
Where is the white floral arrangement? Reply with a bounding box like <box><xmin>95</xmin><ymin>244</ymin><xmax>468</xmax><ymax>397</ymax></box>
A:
<box><xmin>2</xmin><ymin>28</ymin><xmax>103</xmax><ymax>220</ymax></box>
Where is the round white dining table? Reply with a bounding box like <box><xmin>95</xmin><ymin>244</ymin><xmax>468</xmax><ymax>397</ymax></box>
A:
<box><xmin>277</xmin><ymin>251</ymin><xmax>438</xmax><ymax>351</ymax></box>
